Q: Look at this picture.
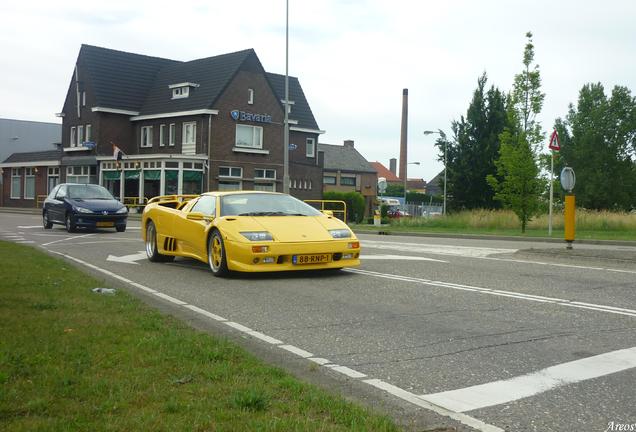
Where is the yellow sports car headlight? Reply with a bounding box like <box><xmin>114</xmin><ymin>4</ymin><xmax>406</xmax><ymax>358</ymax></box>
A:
<box><xmin>329</xmin><ymin>229</ymin><xmax>352</xmax><ymax>238</ymax></box>
<box><xmin>240</xmin><ymin>231</ymin><xmax>273</xmax><ymax>241</ymax></box>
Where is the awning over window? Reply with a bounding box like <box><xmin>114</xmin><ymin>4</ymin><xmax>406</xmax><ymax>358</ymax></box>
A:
<box><xmin>183</xmin><ymin>171</ymin><xmax>202</xmax><ymax>182</ymax></box>
<box><xmin>165</xmin><ymin>170</ymin><xmax>178</xmax><ymax>181</ymax></box>
<box><xmin>144</xmin><ymin>170</ymin><xmax>161</xmax><ymax>181</ymax></box>
<box><xmin>102</xmin><ymin>170</ymin><xmax>120</xmax><ymax>181</ymax></box>
<box><xmin>125</xmin><ymin>170</ymin><xmax>140</xmax><ymax>180</ymax></box>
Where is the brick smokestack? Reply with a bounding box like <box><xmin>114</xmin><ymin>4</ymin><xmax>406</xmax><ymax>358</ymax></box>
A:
<box><xmin>389</xmin><ymin>158</ymin><xmax>397</xmax><ymax>175</ymax></box>
<box><xmin>343</xmin><ymin>139</ymin><xmax>354</xmax><ymax>148</ymax></box>
<box><xmin>399</xmin><ymin>89</ymin><xmax>408</xmax><ymax>182</ymax></box>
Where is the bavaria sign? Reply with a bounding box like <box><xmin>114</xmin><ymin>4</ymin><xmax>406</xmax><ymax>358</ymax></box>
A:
<box><xmin>230</xmin><ymin>110</ymin><xmax>272</xmax><ymax>124</ymax></box>
<box><xmin>548</xmin><ymin>128</ymin><xmax>561</xmax><ymax>151</ymax></box>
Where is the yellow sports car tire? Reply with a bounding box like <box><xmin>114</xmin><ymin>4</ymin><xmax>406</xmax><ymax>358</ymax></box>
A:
<box><xmin>208</xmin><ymin>229</ymin><xmax>229</xmax><ymax>277</ymax></box>
<box><xmin>145</xmin><ymin>221</ymin><xmax>174</xmax><ymax>263</ymax></box>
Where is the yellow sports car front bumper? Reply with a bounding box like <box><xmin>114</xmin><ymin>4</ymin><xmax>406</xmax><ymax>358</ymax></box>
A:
<box><xmin>224</xmin><ymin>238</ymin><xmax>361</xmax><ymax>272</ymax></box>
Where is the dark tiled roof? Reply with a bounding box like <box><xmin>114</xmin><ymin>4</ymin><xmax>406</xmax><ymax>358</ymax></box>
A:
<box><xmin>79</xmin><ymin>45</ymin><xmax>179</xmax><ymax>112</ymax></box>
<box><xmin>139</xmin><ymin>50</ymin><xmax>255</xmax><ymax>115</ymax></box>
<box><xmin>369</xmin><ymin>161</ymin><xmax>401</xmax><ymax>182</ymax></box>
<box><xmin>2</xmin><ymin>149</ymin><xmax>62</xmax><ymax>164</ymax></box>
<box><xmin>318</xmin><ymin>143</ymin><xmax>375</xmax><ymax>173</ymax></box>
<box><xmin>266</xmin><ymin>73</ymin><xmax>319</xmax><ymax>130</ymax></box>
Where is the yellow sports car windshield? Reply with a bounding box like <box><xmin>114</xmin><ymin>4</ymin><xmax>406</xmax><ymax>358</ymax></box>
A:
<box><xmin>220</xmin><ymin>193</ymin><xmax>321</xmax><ymax>217</ymax></box>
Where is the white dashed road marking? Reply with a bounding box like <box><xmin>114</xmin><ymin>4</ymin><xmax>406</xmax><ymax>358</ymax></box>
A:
<box><xmin>420</xmin><ymin>346</ymin><xmax>636</xmax><ymax>412</ymax></box>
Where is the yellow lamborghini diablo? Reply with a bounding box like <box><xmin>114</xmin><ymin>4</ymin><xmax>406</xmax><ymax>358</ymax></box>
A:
<box><xmin>141</xmin><ymin>191</ymin><xmax>361</xmax><ymax>276</ymax></box>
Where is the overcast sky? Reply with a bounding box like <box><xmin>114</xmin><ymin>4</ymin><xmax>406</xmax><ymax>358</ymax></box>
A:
<box><xmin>1</xmin><ymin>0</ymin><xmax>635</xmax><ymax>180</ymax></box>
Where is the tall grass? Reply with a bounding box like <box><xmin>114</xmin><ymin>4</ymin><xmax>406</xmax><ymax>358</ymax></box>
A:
<box><xmin>391</xmin><ymin>209</ymin><xmax>636</xmax><ymax>232</ymax></box>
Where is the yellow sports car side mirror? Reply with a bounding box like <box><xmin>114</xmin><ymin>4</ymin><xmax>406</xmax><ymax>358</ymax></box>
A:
<box><xmin>187</xmin><ymin>212</ymin><xmax>206</xmax><ymax>221</ymax></box>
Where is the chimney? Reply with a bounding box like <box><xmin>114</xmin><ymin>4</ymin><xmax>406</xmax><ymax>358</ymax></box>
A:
<box><xmin>343</xmin><ymin>139</ymin><xmax>354</xmax><ymax>148</ymax></box>
<box><xmin>399</xmin><ymin>88</ymin><xmax>408</xmax><ymax>181</ymax></box>
<box><xmin>389</xmin><ymin>158</ymin><xmax>397</xmax><ymax>175</ymax></box>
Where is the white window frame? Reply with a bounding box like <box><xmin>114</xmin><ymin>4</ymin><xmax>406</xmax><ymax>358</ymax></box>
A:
<box><xmin>219</xmin><ymin>166</ymin><xmax>242</xmax><ymax>178</ymax></box>
<box><xmin>182</xmin><ymin>122</ymin><xmax>196</xmax><ymax>154</ymax></box>
<box><xmin>141</xmin><ymin>126</ymin><xmax>153</xmax><ymax>148</ymax></box>
<box><xmin>78</xmin><ymin>125</ymin><xmax>84</xmax><ymax>145</ymax></box>
<box><xmin>235</xmin><ymin>124</ymin><xmax>263</xmax><ymax>149</ymax></box>
<box><xmin>169</xmin><ymin>123</ymin><xmax>176</xmax><ymax>146</ymax></box>
<box><xmin>306</xmin><ymin>137</ymin><xmax>315</xmax><ymax>157</ymax></box>
<box><xmin>70</xmin><ymin>127</ymin><xmax>77</xmax><ymax>147</ymax></box>
<box><xmin>217</xmin><ymin>180</ymin><xmax>242</xmax><ymax>191</ymax></box>
<box><xmin>172</xmin><ymin>87</ymin><xmax>189</xmax><ymax>99</ymax></box>
<box><xmin>10</xmin><ymin>168</ymin><xmax>21</xmax><ymax>199</ymax></box>
<box><xmin>24</xmin><ymin>168</ymin><xmax>35</xmax><ymax>199</ymax></box>
<box><xmin>159</xmin><ymin>124</ymin><xmax>166</xmax><ymax>147</ymax></box>
<box><xmin>253</xmin><ymin>182</ymin><xmax>275</xmax><ymax>192</ymax></box>
<box><xmin>254</xmin><ymin>168</ymin><xmax>276</xmax><ymax>179</ymax></box>
<box><xmin>82</xmin><ymin>91</ymin><xmax>86</xmax><ymax>106</ymax></box>
<box><xmin>85</xmin><ymin>124</ymin><xmax>92</xmax><ymax>142</ymax></box>
<box><xmin>323</xmin><ymin>176</ymin><xmax>336</xmax><ymax>185</ymax></box>
<box><xmin>248</xmin><ymin>88</ymin><xmax>254</xmax><ymax>105</ymax></box>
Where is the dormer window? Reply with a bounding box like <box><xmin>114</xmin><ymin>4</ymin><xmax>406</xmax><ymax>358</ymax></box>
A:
<box><xmin>168</xmin><ymin>82</ymin><xmax>200</xmax><ymax>100</ymax></box>
<box><xmin>248</xmin><ymin>88</ymin><xmax>254</xmax><ymax>105</ymax></box>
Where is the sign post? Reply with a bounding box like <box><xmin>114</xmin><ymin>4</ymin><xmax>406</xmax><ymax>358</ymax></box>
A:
<box><xmin>548</xmin><ymin>129</ymin><xmax>561</xmax><ymax>236</ymax></box>
<box><xmin>560</xmin><ymin>166</ymin><xmax>576</xmax><ymax>250</ymax></box>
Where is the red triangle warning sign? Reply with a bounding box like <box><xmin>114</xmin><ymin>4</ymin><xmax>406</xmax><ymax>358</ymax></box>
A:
<box><xmin>549</xmin><ymin>129</ymin><xmax>560</xmax><ymax>151</ymax></box>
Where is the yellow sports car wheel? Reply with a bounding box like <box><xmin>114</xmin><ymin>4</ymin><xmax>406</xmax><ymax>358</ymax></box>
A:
<box><xmin>208</xmin><ymin>230</ymin><xmax>229</xmax><ymax>277</ymax></box>
<box><xmin>145</xmin><ymin>221</ymin><xmax>174</xmax><ymax>262</ymax></box>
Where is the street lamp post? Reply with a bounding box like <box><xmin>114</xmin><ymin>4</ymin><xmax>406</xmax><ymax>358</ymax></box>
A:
<box><xmin>423</xmin><ymin>130</ymin><xmax>447</xmax><ymax>215</ymax></box>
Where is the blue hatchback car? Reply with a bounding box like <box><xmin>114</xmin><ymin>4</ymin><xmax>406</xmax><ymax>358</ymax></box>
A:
<box><xmin>43</xmin><ymin>183</ymin><xmax>128</xmax><ymax>232</ymax></box>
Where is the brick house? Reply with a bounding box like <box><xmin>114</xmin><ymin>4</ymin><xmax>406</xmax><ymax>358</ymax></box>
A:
<box><xmin>318</xmin><ymin>140</ymin><xmax>377</xmax><ymax>218</ymax></box>
<box><xmin>1</xmin><ymin>45</ymin><xmax>324</xmax><ymax>207</ymax></box>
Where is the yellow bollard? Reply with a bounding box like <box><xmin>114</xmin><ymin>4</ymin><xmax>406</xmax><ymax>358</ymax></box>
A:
<box><xmin>564</xmin><ymin>195</ymin><xmax>575</xmax><ymax>249</ymax></box>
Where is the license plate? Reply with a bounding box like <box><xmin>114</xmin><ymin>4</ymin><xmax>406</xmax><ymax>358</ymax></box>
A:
<box><xmin>96</xmin><ymin>221</ymin><xmax>114</xmax><ymax>227</ymax></box>
<box><xmin>292</xmin><ymin>253</ymin><xmax>331</xmax><ymax>265</ymax></box>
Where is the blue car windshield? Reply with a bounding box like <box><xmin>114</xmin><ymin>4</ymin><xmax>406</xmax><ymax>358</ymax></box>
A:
<box><xmin>68</xmin><ymin>185</ymin><xmax>114</xmax><ymax>200</ymax></box>
<box><xmin>220</xmin><ymin>193</ymin><xmax>321</xmax><ymax>217</ymax></box>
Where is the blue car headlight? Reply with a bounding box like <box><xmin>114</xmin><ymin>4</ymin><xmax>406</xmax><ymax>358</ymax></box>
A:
<box><xmin>240</xmin><ymin>231</ymin><xmax>273</xmax><ymax>241</ymax></box>
<box><xmin>329</xmin><ymin>229</ymin><xmax>352</xmax><ymax>238</ymax></box>
<box><xmin>75</xmin><ymin>206</ymin><xmax>93</xmax><ymax>214</ymax></box>
<box><xmin>116</xmin><ymin>207</ymin><xmax>128</xmax><ymax>214</ymax></box>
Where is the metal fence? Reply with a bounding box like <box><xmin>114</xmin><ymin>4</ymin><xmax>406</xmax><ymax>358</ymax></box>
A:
<box><xmin>403</xmin><ymin>202</ymin><xmax>443</xmax><ymax>217</ymax></box>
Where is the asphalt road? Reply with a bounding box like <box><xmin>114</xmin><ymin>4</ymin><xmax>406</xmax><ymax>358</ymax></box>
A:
<box><xmin>2</xmin><ymin>212</ymin><xmax>635</xmax><ymax>432</ymax></box>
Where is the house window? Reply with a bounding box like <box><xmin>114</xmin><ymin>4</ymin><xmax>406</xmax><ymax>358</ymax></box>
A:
<box><xmin>235</xmin><ymin>124</ymin><xmax>263</xmax><ymax>149</ymax></box>
<box><xmin>306</xmin><ymin>138</ymin><xmax>315</xmax><ymax>157</ymax></box>
<box><xmin>218</xmin><ymin>181</ymin><xmax>241</xmax><ymax>191</ymax></box>
<box><xmin>86</xmin><ymin>124</ymin><xmax>92</xmax><ymax>142</ymax></box>
<box><xmin>254</xmin><ymin>183</ymin><xmax>275</xmax><ymax>192</ymax></box>
<box><xmin>172</xmin><ymin>87</ymin><xmax>189</xmax><ymax>99</ymax></box>
<box><xmin>70</xmin><ymin>127</ymin><xmax>77</xmax><ymax>147</ymax></box>
<box><xmin>82</xmin><ymin>91</ymin><xmax>86</xmax><ymax>106</ymax></box>
<box><xmin>323</xmin><ymin>176</ymin><xmax>336</xmax><ymax>185</ymax></box>
<box><xmin>219</xmin><ymin>166</ymin><xmax>242</xmax><ymax>178</ymax></box>
<box><xmin>24</xmin><ymin>168</ymin><xmax>35</xmax><ymax>199</ymax></box>
<box><xmin>340</xmin><ymin>176</ymin><xmax>356</xmax><ymax>186</ymax></box>
<box><xmin>159</xmin><ymin>124</ymin><xmax>166</xmax><ymax>147</ymax></box>
<box><xmin>248</xmin><ymin>88</ymin><xmax>254</xmax><ymax>105</ymax></box>
<box><xmin>182</xmin><ymin>122</ymin><xmax>196</xmax><ymax>155</ymax></box>
<box><xmin>48</xmin><ymin>167</ymin><xmax>59</xmax><ymax>193</ymax></box>
<box><xmin>141</xmin><ymin>126</ymin><xmax>153</xmax><ymax>148</ymax></box>
<box><xmin>66</xmin><ymin>166</ymin><xmax>96</xmax><ymax>184</ymax></box>
<box><xmin>10</xmin><ymin>168</ymin><xmax>20</xmax><ymax>199</ymax></box>
<box><xmin>169</xmin><ymin>123</ymin><xmax>176</xmax><ymax>146</ymax></box>
<box><xmin>254</xmin><ymin>168</ymin><xmax>276</xmax><ymax>179</ymax></box>
<box><xmin>78</xmin><ymin>125</ymin><xmax>84</xmax><ymax>145</ymax></box>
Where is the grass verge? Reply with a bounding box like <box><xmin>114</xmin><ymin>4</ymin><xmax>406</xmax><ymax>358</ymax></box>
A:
<box><xmin>0</xmin><ymin>241</ymin><xmax>398</xmax><ymax>431</ymax></box>
<box><xmin>356</xmin><ymin>209</ymin><xmax>636</xmax><ymax>241</ymax></box>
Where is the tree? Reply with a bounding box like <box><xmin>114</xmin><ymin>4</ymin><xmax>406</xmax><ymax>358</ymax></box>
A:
<box><xmin>487</xmin><ymin>32</ymin><xmax>545</xmax><ymax>232</ymax></box>
<box><xmin>557</xmin><ymin>83</ymin><xmax>636</xmax><ymax>210</ymax></box>
<box><xmin>435</xmin><ymin>73</ymin><xmax>507</xmax><ymax>210</ymax></box>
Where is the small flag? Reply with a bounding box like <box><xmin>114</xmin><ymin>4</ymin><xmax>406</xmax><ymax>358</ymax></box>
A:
<box><xmin>112</xmin><ymin>143</ymin><xmax>125</xmax><ymax>160</ymax></box>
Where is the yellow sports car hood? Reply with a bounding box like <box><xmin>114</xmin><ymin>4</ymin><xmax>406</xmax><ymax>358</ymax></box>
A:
<box><xmin>224</xmin><ymin>215</ymin><xmax>353</xmax><ymax>242</ymax></box>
